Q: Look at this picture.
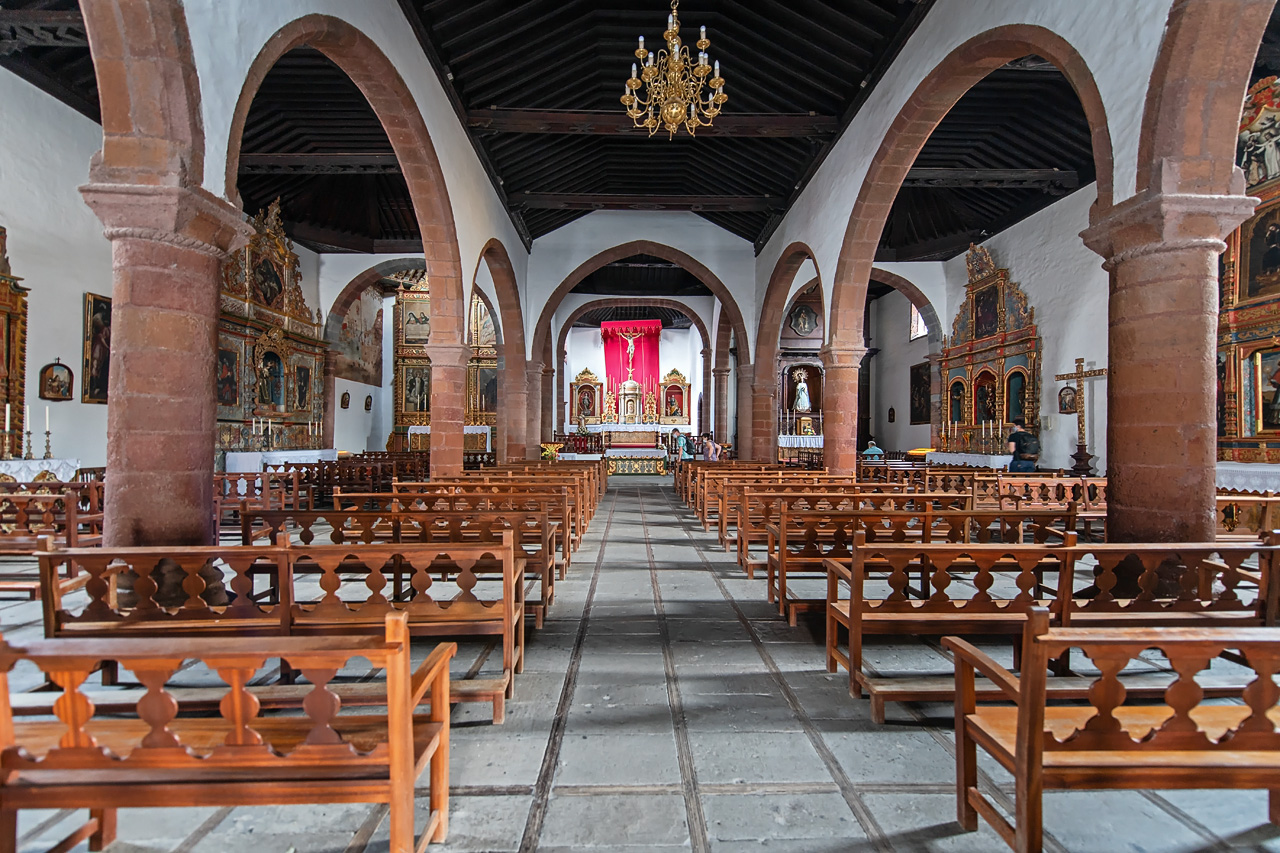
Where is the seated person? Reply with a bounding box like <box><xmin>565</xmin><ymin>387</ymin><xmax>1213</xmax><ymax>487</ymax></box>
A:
<box><xmin>862</xmin><ymin>440</ymin><xmax>885</xmax><ymax>458</ymax></box>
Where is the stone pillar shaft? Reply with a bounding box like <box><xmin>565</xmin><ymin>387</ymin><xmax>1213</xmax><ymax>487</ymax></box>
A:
<box><xmin>752</xmin><ymin>379</ymin><xmax>778</xmax><ymax>463</ymax></box>
<box><xmin>426</xmin><ymin>342</ymin><xmax>469</xmax><ymax>477</ymax></box>
<box><xmin>822</xmin><ymin>346</ymin><xmax>867</xmax><ymax>475</ymax></box>
<box><xmin>525</xmin><ymin>361</ymin><xmax>543</xmax><ymax>459</ymax></box>
<box><xmin>712</xmin><ymin>367</ymin><xmax>731</xmax><ymax>444</ymax></box>
<box><xmin>80</xmin><ymin>183</ymin><xmax>252</xmax><ymax>547</ymax></box>
<box><xmin>700</xmin><ymin>347</ymin><xmax>712</xmax><ymax>436</ymax></box>
<box><xmin>500</xmin><ymin>355</ymin><xmax>528</xmax><ymax>462</ymax></box>
<box><xmin>735</xmin><ymin>363</ymin><xmax>754</xmax><ymax>460</ymax></box>
<box><xmin>541</xmin><ymin>366</ymin><xmax>555</xmax><ymax>443</ymax></box>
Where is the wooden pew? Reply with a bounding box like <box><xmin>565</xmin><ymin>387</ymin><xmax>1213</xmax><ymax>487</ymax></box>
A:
<box><xmin>768</xmin><ymin>503</ymin><xmax>1069</xmax><ymax>624</ymax></box>
<box><xmin>1215</xmin><ymin>494</ymin><xmax>1280</xmax><ymax>542</ymax></box>
<box><xmin>0</xmin><ymin>488</ymin><xmax>102</xmax><ymax>599</ymax></box>
<box><xmin>949</xmin><ymin>611</ymin><xmax>1280</xmax><ymax>853</ymax></box>
<box><xmin>723</xmin><ymin>483</ymin><xmax>912</xmax><ymax>558</ymax></box>
<box><xmin>407</xmin><ymin>477</ymin><xmax>590</xmax><ymax>551</ymax></box>
<box><xmin>38</xmin><ymin>538</ymin><xmax>522</xmax><ymax>723</ymax></box>
<box><xmin>0</xmin><ymin>613</ymin><xmax>455</xmax><ymax>853</ymax></box>
<box><xmin>826</xmin><ymin>536</ymin><xmax>1276</xmax><ymax>721</ymax></box>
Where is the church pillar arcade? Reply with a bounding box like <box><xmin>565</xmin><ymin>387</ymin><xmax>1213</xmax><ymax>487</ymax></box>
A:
<box><xmin>821</xmin><ymin>345</ymin><xmax>868</xmax><ymax>474</ymax></box>
<box><xmin>425</xmin><ymin>341</ymin><xmax>470</xmax><ymax>476</ymax></box>
<box><xmin>713</xmin><ymin>367</ymin><xmax>731</xmax><ymax>444</ymax></box>
<box><xmin>541</xmin><ymin>365</ymin><xmax>555</xmax><ymax>443</ymax></box>
<box><xmin>751</xmin><ymin>379</ymin><xmax>778</xmax><ymax>463</ymax></box>
<box><xmin>735</xmin><ymin>363</ymin><xmax>754</xmax><ymax>460</ymax></box>
<box><xmin>1082</xmin><ymin>171</ymin><xmax>1255</xmax><ymax>541</ymax></box>
<box><xmin>700</xmin><ymin>347</ymin><xmax>712</xmax><ymax>435</ymax></box>
<box><xmin>500</xmin><ymin>355</ymin><xmax>528</xmax><ymax>462</ymax></box>
<box><xmin>80</xmin><ymin>184</ymin><xmax>252</xmax><ymax>547</ymax></box>
<box><xmin>525</xmin><ymin>360</ymin><xmax>544</xmax><ymax>458</ymax></box>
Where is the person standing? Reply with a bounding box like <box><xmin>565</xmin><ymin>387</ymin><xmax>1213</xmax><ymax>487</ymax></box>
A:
<box><xmin>1007</xmin><ymin>418</ymin><xmax>1040</xmax><ymax>473</ymax></box>
<box><xmin>703</xmin><ymin>433</ymin><xmax>720</xmax><ymax>462</ymax></box>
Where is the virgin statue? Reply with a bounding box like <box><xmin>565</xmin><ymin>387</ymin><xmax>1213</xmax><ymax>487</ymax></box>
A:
<box><xmin>792</xmin><ymin>369</ymin><xmax>812</xmax><ymax>413</ymax></box>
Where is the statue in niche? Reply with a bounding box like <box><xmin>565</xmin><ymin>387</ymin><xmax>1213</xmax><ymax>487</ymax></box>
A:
<box><xmin>792</xmin><ymin>369</ymin><xmax>812</xmax><ymax>413</ymax></box>
<box><xmin>257</xmin><ymin>352</ymin><xmax>284</xmax><ymax>406</ymax></box>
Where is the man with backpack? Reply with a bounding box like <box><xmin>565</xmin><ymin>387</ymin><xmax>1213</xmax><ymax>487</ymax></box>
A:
<box><xmin>1007</xmin><ymin>418</ymin><xmax>1039</xmax><ymax>473</ymax></box>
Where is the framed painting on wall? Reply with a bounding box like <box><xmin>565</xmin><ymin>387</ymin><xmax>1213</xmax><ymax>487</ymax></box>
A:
<box><xmin>400</xmin><ymin>363</ymin><xmax>431</xmax><ymax>414</ymax></box>
<box><xmin>38</xmin><ymin>360</ymin><xmax>73</xmax><ymax>402</ymax></box>
<box><xmin>972</xmin><ymin>285</ymin><xmax>1000</xmax><ymax>340</ymax></box>
<box><xmin>81</xmin><ymin>292</ymin><xmax>111</xmax><ymax>404</ymax></box>
<box><xmin>909</xmin><ymin>362</ymin><xmax>930</xmax><ymax>424</ymax></box>
<box><xmin>341</xmin><ymin>391</ymin><xmax>350</xmax><ymax>409</ymax></box>
<box><xmin>216</xmin><ymin>348</ymin><xmax>239</xmax><ymax>407</ymax></box>
<box><xmin>1254</xmin><ymin>347</ymin><xmax>1280</xmax><ymax>432</ymax></box>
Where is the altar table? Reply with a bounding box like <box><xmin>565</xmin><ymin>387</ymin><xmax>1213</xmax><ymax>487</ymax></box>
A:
<box><xmin>925</xmin><ymin>452</ymin><xmax>1010</xmax><ymax>469</ymax></box>
<box><xmin>225</xmin><ymin>449</ymin><xmax>338</xmax><ymax>473</ymax></box>
<box><xmin>778</xmin><ymin>435</ymin><xmax>824</xmax><ymax>448</ymax></box>
<box><xmin>407</xmin><ymin>425</ymin><xmax>492</xmax><ymax>451</ymax></box>
<box><xmin>1216</xmin><ymin>462</ymin><xmax>1280</xmax><ymax>494</ymax></box>
<box><xmin>0</xmin><ymin>458</ymin><xmax>80</xmax><ymax>482</ymax></box>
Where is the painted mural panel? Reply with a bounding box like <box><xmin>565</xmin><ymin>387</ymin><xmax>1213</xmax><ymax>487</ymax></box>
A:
<box><xmin>331</xmin><ymin>285</ymin><xmax>384</xmax><ymax>386</ymax></box>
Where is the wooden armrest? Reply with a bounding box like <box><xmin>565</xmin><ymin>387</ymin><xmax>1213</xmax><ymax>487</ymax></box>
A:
<box><xmin>823</xmin><ymin>557</ymin><xmax>852</xmax><ymax>584</ymax></box>
<box><xmin>942</xmin><ymin>636</ymin><xmax>1020</xmax><ymax>701</ymax></box>
<box><xmin>410</xmin><ymin>642</ymin><xmax>458</xmax><ymax>709</ymax></box>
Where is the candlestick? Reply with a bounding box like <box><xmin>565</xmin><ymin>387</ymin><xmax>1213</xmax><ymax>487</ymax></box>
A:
<box><xmin>0</xmin><ymin>430</ymin><xmax>10</xmax><ymax>461</ymax></box>
<box><xmin>23</xmin><ymin>429</ymin><xmax>31</xmax><ymax>460</ymax></box>
<box><xmin>42</xmin><ymin>430</ymin><xmax>52</xmax><ymax>460</ymax></box>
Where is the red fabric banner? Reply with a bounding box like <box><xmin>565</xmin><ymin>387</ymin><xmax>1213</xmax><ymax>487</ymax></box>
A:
<box><xmin>601</xmin><ymin>319</ymin><xmax>662</xmax><ymax>398</ymax></box>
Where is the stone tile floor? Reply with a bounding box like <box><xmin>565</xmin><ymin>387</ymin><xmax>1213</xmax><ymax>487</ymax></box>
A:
<box><xmin>4</xmin><ymin>476</ymin><xmax>1279</xmax><ymax>852</ymax></box>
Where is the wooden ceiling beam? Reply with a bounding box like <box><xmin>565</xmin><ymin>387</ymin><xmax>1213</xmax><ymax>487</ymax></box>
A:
<box><xmin>0</xmin><ymin>10</ymin><xmax>88</xmax><ymax>55</ymax></box>
<box><xmin>467</xmin><ymin>109</ymin><xmax>836</xmax><ymax>137</ymax></box>
<box><xmin>510</xmin><ymin>192</ymin><xmax>781</xmax><ymax>212</ymax></box>
<box><xmin>902</xmin><ymin>168</ymin><xmax>1079</xmax><ymax>189</ymax></box>
<box><xmin>239</xmin><ymin>153</ymin><xmax>402</xmax><ymax>174</ymax></box>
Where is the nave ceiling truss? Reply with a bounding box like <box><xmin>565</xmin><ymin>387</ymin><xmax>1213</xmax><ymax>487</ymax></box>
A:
<box><xmin>2</xmin><ymin>1</ymin><xmax>1097</xmax><ymax>260</ymax></box>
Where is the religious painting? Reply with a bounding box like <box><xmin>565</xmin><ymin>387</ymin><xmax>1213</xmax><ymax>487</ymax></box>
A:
<box><xmin>1240</xmin><ymin>201</ymin><xmax>1280</xmax><ymax>301</ymax></box>
<box><xmin>658</xmin><ymin>368</ymin><xmax>691</xmax><ymax>425</ymax></box>
<box><xmin>38</xmin><ymin>360</ymin><xmax>72</xmax><ymax>402</ymax></box>
<box><xmin>296</xmin><ymin>364</ymin><xmax>311</xmax><ymax>410</ymax></box>
<box><xmin>973</xmin><ymin>372</ymin><xmax>998</xmax><ymax>423</ymax></box>
<box><xmin>364</xmin><ymin>395</ymin><xmax>373</xmax><ymax>412</ymax></box>
<box><xmin>788</xmin><ymin>303</ymin><xmax>818</xmax><ymax>337</ymax></box>
<box><xmin>1254</xmin><ymin>347</ymin><xmax>1280</xmax><ymax>432</ymax></box>
<box><xmin>1217</xmin><ymin>350</ymin><xmax>1228</xmax><ymax>437</ymax></box>
<box><xmin>215</xmin><ymin>349</ymin><xmax>239</xmax><ymax>407</ymax></box>
<box><xmin>252</xmin><ymin>257</ymin><xmax>285</xmax><ymax>308</ymax></box>
<box><xmin>328</xmin><ymin>285</ymin><xmax>384</xmax><ymax>385</ymax></box>
<box><xmin>909</xmin><ymin>362</ymin><xmax>930</xmax><ymax>424</ymax></box>
<box><xmin>341</xmin><ymin>391</ymin><xmax>350</xmax><ymax>410</ymax></box>
<box><xmin>664</xmin><ymin>386</ymin><xmax>685</xmax><ymax>418</ymax></box>
<box><xmin>1058</xmin><ymin>385</ymin><xmax>1078</xmax><ymax>415</ymax></box>
<box><xmin>469</xmin><ymin>294</ymin><xmax>497</xmax><ymax>348</ymax></box>
<box><xmin>257</xmin><ymin>351</ymin><xmax>285</xmax><ymax>407</ymax></box>
<box><xmin>477</xmin><ymin>366</ymin><xmax>497</xmax><ymax>413</ymax></box>
<box><xmin>972</xmin><ymin>285</ymin><xmax>1000</xmax><ymax>340</ymax></box>
<box><xmin>81</xmin><ymin>292</ymin><xmax>111</xmax><ymax>404</ymax></box>
<box><xmin>402</xmin><ymin>307</ymin><xmax>431</xmax><ymax>345</ymax></box>
<box><xmin>401</xmin><ymin>364</ymin><xmax>431</xmax><ymax>414</ymax></box>
<box><xmin>887</xmin><ymin>407</ymin><xmax>896</xmax><ymax>423</ymax></box>
<box><xmin>1005</xmin><ymin>370</ymin><xmax>1027</xmax><ymax>423</ymax></box>
<box><xmin>1240</xmin><ymin>77</ymin><xmax>1280</xmax><ymax>191</ymax></box>
<box><xmin>948</xmin><ymin>380</ymin><xmax>965</xmax><ymax>423</ymax></box>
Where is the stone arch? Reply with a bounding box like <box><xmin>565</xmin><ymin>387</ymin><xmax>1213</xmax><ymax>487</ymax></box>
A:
<box><xmin>868</xmin><ymin>268</ymin><xmax>943</xmax><ymax>351</ymax></box>
<box><xmin>713</xmin><ymin>311</ymin><xmax>734</xmax><ymax>442</ymax></box>
<box><xmin>753</xmin><ymin>243</ymin><xmax>824</xmax><ymax>461</ymax></box>
<box><xmin>555</xmin><ymin>298</ymin><xmax>711</xmax><ymax>435</ymax></box>
<box><xmin>473</xmin><ymin>239</ymin><xmax>528</xmax><ymax>461</ymax></box>
<box><xmin>225</xmin><ymin>14</ymin><xmax>468</xmax><ymax>474</ymax></box>
<box><xmin>1135</xmin><ymin>0</ymin><xmax>1274</xmax><ymax>197</ymax></box>
<box><xmin>821</xmin><ymin>24</ymin><xmax>1115</xmax><ymax>474</ymax></box>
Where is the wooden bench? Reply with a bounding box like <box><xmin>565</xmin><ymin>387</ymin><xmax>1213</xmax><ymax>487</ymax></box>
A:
<box><xmin>39</xmin><ymin>538</ymin><xmax>522</xmax><ymax>723</ymax></box>
<box><xmin>404</xmin><ymin>477</ymin><xmax>591</xmax><ymax>552</ymax></box>
<box><xmin>826</xmin><ymin>536</ymin><xmax>1277</xmax><ymax>721</ymax></box>
<box><xmin>725</xmin><ymin>484</ymin><xmax>912</xmax><ymax>560</ymax></box>
<box><xmin>949</xmin><ymin>611</ymin><xmax>1280</xmax><ymax>852</ymax></box>
<box><xmin>0</xmin><ymin>489</ymin><xmax>102</xmax><ymax>599</ymax></box>
<box><xmin>0</xmin><ymin>613</ymin><xmax>454</xmax><ymax>853</ymax></box>
<box><xmin>1216</xmin><ymin>494</ymin><xmax>1280</xmax><ymax>542</ymax></box>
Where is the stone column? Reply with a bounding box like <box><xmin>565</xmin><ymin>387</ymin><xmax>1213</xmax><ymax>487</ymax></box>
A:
<box><xmin>712</xmin><ymin>367</ymin><xmax>731</xmax><ymax>443</ymax></box>
<box><xmin>322</xmin><ymin>349</ymin><xmax>338</xmax><ymax>450</ymax></box>
<box><xmin>426</xmin><ymin>342</ymin><xmax>469</xmax><ymax>477</ymax></box>
<box><xmin>700</xmin><ymin>347</ymin><xmax>712</xmax><ymax>436</ymax></box>
<box><xmin>500</xmin><ymin>354</ymin><xmax>528</xmax><ymax>462</ymax></box>
<box><xmin>541</xmin><ymin>365</ymin><xmax>555</xmax><ymax>443</ymax></box>
<box><xmin>525</xmin><ymin>361</ymin><xmax>543</xmax><ymax>459</ymax></box>
<box><xmin>735</xmin><ymin>363</ymin><xmax>754</xmax><ymax>460</ymax></box>
<box><xmin>752</xmin><ymin>378</ymin><xmax>778</xmax><ymax>463</ymax></box>
<box><xmin>1081</xmin><ymin>174</ymin><xmax>1255</xmax><ymax>541</ymax></box>
<box><xmin>80</xmin><ymin>184</ymin><xmax>253</xmax><ymax>546</ymax></box>
<box><xmin>821</xmin><ymin>345</ymin><xmax>868</xmax><ymax>474</ymax></box>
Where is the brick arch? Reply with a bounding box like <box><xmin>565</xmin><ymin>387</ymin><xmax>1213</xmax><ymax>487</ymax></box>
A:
<box><xmin>81</xmin><ymin>0</ymin><xmax>205</xmax><ymax>187</ymax></box>
<box><xmin>473</xmin><ymin>238</ymin><xmax>527</xmax><ymax>460</ymax></box>
<box><xmin>753</xmin><ymin>242</ymin><xmax>824</xmax><ymax>460</ymax></box>
<box><xmin>554</xmin><ymin>298</ymin><xmax>711</xmax><ymax>434</ymax></box>
<box><xmin>225</xmin><ymin>15</ymin><xmax>465</xmax><ymax>343</ymax></box>
<box><xmin>869</xmin><ymin>268</ymin><xmax>943</xmax><ymax>351</ymax></box>
<box><xmin>1135</xmin><ymin>0</ymin><xmax>1275</xmax><ymax>197</ymax></box>
<box><xmin>830</xmin><ymin>25</ymin><xmax>1115</xmax><ymax>349</ymax></box>
<box><xmin>530</xmin><ymin>240</ymin><xmax>751</xmax><ymax>366</ymax></box>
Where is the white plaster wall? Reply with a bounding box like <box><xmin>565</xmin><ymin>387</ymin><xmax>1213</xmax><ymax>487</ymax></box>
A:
<box><xmin>0</xmin><ymin>72</ymin><xmax>111</xmax><ymax>466</ymax></box>
<box><xmin>563</xmin><ymin>327</ymin><xmax>606</xmax><ymax>425</ymax></box>
<box><xmin>333</xmin><ymin>377</ymin><xmax>379</xmax><ymax>453</ymax></box>
<box><xmin>755</xmin><ymin>0</ymin><xmax>1171</xmax><ymax>325</ymax></box>
<box><xmin>942</xmin><ymin>188</ymin><xmax>1109</xmax><ymax>472</ymax></box>
<box><xmin>875</xmin><ymin>262</ymin><xmax>949</xmax><ymax>333</ymax></box>
<box><xmin>295</xmin><ymin>244</ymin><xmax>321</xmax><ymax>319</ymax></box>
<box><xmin>562</xmin><ymin>327</ymin><xmax>704</xmax><ymax>426</ymax></box>
<box><xmin>184</xmin><ymin>0</ymin><xmax>528</xmax><ymax>301</ymax></box>
<box><xmin>526</xmin><ymin>212</ymin><xmax>757</xmax><ymax>360</ymax></box>
<box><xmin>870</xmin><ymin>291</ymin><xmax>932</xmax><ymax>452</ymax></box>
<box><xmin>550</xmin><ymin>294</ymin><xmax>715</xmax><ymax>360</ymax></box>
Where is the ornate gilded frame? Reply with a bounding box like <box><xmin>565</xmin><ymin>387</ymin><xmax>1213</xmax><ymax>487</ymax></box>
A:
<box><xmin>658</xmin><ymin>368</ymin><xmax>691</xmax><ymax>425</ymax></box>
<box><xmin>570</xmin><ymin>368</ymin><xmax>603</xmax><ymax>425</ymax></box>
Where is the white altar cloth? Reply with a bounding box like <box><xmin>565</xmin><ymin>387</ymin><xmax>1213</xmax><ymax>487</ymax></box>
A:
<box><xmin>779</xmin><ymin>435</ymin><xmax>824</xmax><ymax>448</ymax></box>
<box><xmin>583</xmin><ymin>423</ymin><xmax>666</xmax><ymax>433</ymax></box>
<box><xmin>557</xmin><ymin>453</ymin><xmax>604</xmax><ymax>461</ymax></box>
<box><xmin>925</xmin><ymin>452</ymin><xmax>1010</xmax><ymax>469</ymax></box>
<box><xmin>225</xmin><ymin>449</ymin><xmax>338</xmax><ymax>473</ymax></box>
<box><xmin>406</xmin><ymin>425</ymin><xmax>492</xmax><ymax>451</ymax></box>
<box><xmin>1217</xmin><ymin>462</ymin><xmax>1280</xmax><ymax>494</ymax></box>
<box><xmin>0</xmin><ymin>458</ymin><xmax>80</xmax><ymax>482</ymax></box>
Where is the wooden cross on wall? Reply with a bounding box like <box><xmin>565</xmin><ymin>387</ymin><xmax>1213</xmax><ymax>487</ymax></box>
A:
<box><xmin>1054</xmin><ymin>357</ymin><xmax>1107</xmax><ymax>475</ymax></box>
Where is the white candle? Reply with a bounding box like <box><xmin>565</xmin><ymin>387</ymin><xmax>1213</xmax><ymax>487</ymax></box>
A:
<box><xmin>638</xmin><ymin>35</ymin><xmax>644</xmax><ymax>51</ymax></box>
<box><xmin>44</xmin><ymin>406</ymin><xmax>49</xmax><ymax>433</ymax></box>
<box><xmin>24</xmin><ymin>405</ymin><xmax>28</xmax><ymax>431</ymax></box>
<box><xmin>5</xmin><ymin>404</ymin><xmax>10</xmax><ymax>432</ymax></box>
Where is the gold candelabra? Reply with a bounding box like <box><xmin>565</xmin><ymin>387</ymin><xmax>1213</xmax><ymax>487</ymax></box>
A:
<box><xmin>623</xmin><ymin>0</ymin><xmax>727</xmax><ymax>137</ymax></box>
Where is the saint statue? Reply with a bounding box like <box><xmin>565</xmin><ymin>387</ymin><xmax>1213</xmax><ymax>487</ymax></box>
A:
<box><xmin>792</xmin><ymin>369</ymin><xmax>812</xmax><ymax>413</ymax></box>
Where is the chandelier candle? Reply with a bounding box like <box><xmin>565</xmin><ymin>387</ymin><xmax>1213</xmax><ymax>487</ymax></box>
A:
<box><xmin>623</xmin><ymin>0</ymin><xmax>727</xmax><ymax>137</ymax></box>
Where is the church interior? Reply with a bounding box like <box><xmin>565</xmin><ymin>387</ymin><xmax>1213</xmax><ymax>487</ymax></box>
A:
<box><xmin>0</xmin><ymin>0</ymin><xmax>1278</xmax><ymax>851</ymax></box>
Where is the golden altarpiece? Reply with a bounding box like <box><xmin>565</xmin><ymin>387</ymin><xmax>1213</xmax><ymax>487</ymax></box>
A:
<box><xmin>391</xmin><ymin>270</ymin><xmax>431</xmax><ymax>451</ymax></box>
<box><xmin>938</xmin><ymin>245</ymin><xmax>1041</xmax><ymax>452</ymax></box>
<box><xmin>570</xmin><ymin>368</ymin><xmax>603</xmax><ymax>425</ymax></box>
<box><xmin>465</xmin><ymin>294</ymin><xmax>498</xmax><ymax>452</ymax></box>
<box><xmin>215</xmin><ymin>201</ymin><xmax>324</xmax><ymax>466</ymax></box>
<box><xmin>0</xmin><ymin>228</ymin><xmax>28</xmax><ymax>455</ymax></box>
<box><xmin>658</xmin><ymin>368</ymin><xmax>691</xmax><ymax>425</ymax></box>
<box><xmin>1218</xmin><ymin>76</ymin><xmax>1280</xmax><ymax>463</ymax></box>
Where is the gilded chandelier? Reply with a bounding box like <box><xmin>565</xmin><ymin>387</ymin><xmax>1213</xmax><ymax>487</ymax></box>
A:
<box><xmin>622</xmin><ymin>0</ymin><xmax>727</xmax><ymax>138</ymax></box>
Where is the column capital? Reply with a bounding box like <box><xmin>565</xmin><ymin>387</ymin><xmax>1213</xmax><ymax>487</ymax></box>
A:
<box><xmin>80</xmin><ymin>183</ymin><xmax>254</xmax><ymax>259</ymax></box>
<box><xmin>712</xmin><ymin>367</ymin><xmax>732</xmax><ymax>378</ymax></box>
<box><xmin>820</xmin><ymin>345</ymin><xmax>869</xmax><ymax>369</ymax></box>
<box><xmin>1081</xmin><ymin>180</ymin><xmax>1257</xmax><ymax>270</ymax></box>
<box><xmin>424</xmin><ymin>342</ymin><xmax>471</xmax><ymax>369</ymax></box>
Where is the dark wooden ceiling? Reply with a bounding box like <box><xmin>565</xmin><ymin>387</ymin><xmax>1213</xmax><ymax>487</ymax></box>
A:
<box><xmin>571</xmin><ymin>254</ymin><xmax>713</xmax><ymax>298</ymax></box>
<box><xmin>2</xmin><ymin>1</ymin><xmax>1102</xmax><ymax>261</ymax></box>
<box><xmin>572</xmin><ymin>304</ymin><xmax>694</xmax><ymax>329</ymax></box>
